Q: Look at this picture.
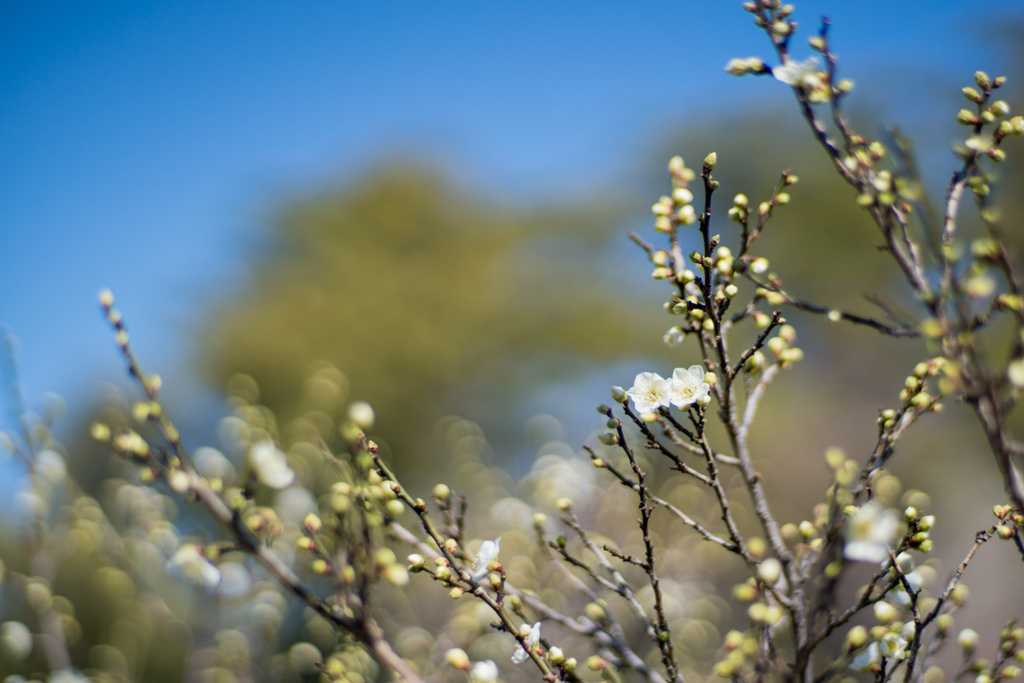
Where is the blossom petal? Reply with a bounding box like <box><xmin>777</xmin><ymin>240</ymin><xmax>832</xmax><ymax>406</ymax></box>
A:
<box><xmin>473</xmin><ymin>538</ymin><xmax>501</xmax><ymax>582</ymax></box>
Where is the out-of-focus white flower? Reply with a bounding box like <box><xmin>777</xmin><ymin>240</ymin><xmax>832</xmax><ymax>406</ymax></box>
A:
<box><xmin>473</xmin><ymin>538</ymin><xmax>501</xmax><ymax>582</ymax></box>
<box><xmin>882</xmin><ymin>551</ymin><xmax>922</xmax><ymax>605</ymax></box>
<box><xmin>166</xmin><ymin>544</ymin><xmax>221</xmax><ymax>589</ymax></box>
<box><xmin>879</xmin><ymin>633</ymin><xmax>908</xmax><ymax>660</ymax></box>
<box><xmin>35</xmin><ymin>450</ymin><xmax>67</xmax><ymax>486</ymax></box>
<box><xmin>893</xmin><ymin>569</ymin><xmax>922</xmax><ymax>605</ymax></box>
<box><xmin>193</xmin><ymin>446</ymin><xmax>235</xmax><ymax>481</ymax></box>
<box><xmin>850</xmin><ymin>642</ymin><xmax>880</xmax><ymax>672</ymax></box>
<box><xmin>663</xmin><ymin>327</ymin><xmax>685</xmax><ymax>348</ymax></box>
<box><xmin>0</xmin><ymin>621</ymin><xmax>33</xmax><ymax>661</ymax></box>
<box><xmin>773</xmin><ymin>57</ymin><xmax>822</xmax><ymax>89</ymax></box>
<box><xmin>670</xmin><ymin>365</ymin><xmax>710</xmax><ymax>408</ymax></box>
<box><xmin>249</xmin><ymin>441</ymin><xmax>295</xmax><ymax>489</ymax></box>
<box><xmin>844</xmin><ymin>502</ymin><xmax>900</xmax><ymax>563</ymax></box>
<box><xmin>471</xmin><ymin>660</ymin><xmax>499</xmax><ymax>682</ymax></box>
<box><xmin>626</xmin><ymin>373</ymin><xmax>671</xmax><ymax>413</ymax></box>
<box><xmin>512</xmin><ymin>622</ymin><xmax>541</xmax><ymax>664</ymax></box>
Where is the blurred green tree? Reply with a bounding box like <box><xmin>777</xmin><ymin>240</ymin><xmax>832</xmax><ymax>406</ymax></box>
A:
<box><xmin>196</xmin><ymin>165</ymin><xmax>670</xmax><ymax>477</ymax></box>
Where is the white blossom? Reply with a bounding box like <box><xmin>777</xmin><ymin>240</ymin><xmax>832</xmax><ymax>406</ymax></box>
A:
<box><xmin>0</xmin><ymin>621</ymin><xmax>33</xmax><ymax>662</ymax></box>
<box><xmin>669</xmin><ymin>365</ymin><xmax>710</xmax><ymax>408</ymax></box>
<box><xmin>473</xmin><ymin>538</ymin><xmax>501</xmax><ymax>582</ymax></box>
<box><xmin>879</xmin><ymin>633</ymin><xmax>908</xmax><ymax>660</ymax></box>
<box><xmin>249</xmin><ymin>441</ymin><xmax>295</xmax><ymax>489</ymax></box>
<box><xmin>773</xmin><ymin>57</ymin><xmax>822</xmax><ymax>89</ymax></box>
<box><xmin>850</xmin><ymin>642</ymin><xmax>880</xmax><ymax>672</ymax></box>
<box><xmin>626</xmin><ymin>372</ymin><xmax>671</xmax><ymax>413</ymax></box>
<box><xmin>166</xmin><ymin>544</ymin><xmax>221</xmax><ymax>589</ymax></box>
<box><xmin>471</xmin><ymin>660</ymin><xmax>499</xmax><ymax>682</ymax></box>
<box><xmin>844</xmin><ymin>502</ymin><xmax>899</xmax><ymax>563</ymax></box>
<box><xmin>663</xmin><ymin>327</ymin><xmax>685</xmax><ymax>348</ymax></box>
<box><xmin>512</xmin><ymin>622</ymin><xmax>541</xmax><ymax>664</ymax></box>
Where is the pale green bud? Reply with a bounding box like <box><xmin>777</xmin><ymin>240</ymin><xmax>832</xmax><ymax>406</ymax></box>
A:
<box><xmin>958</xmin><ymin>628</ymin><xmax>980</xmax><ymax>651</ymax></box>
<box><xmin>673</xmin><ymin>188</ymin><xmax>694</xmax><ymax>203</ymax></box>
<box><xmin>874</xmin><ymin>601</ymin><xmax>898</xmax><ymax>623</ymax></box>
<box><xmin>757</xmin><ymin>558</ymin><xmax>782</xmax><ymax>585</ymax></box>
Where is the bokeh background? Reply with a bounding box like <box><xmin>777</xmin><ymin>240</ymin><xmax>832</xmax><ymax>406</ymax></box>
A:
<box><xmin>2</xmin><ymin>1</ymin><xmax>1024</xmax><ymax>681</ymax></box>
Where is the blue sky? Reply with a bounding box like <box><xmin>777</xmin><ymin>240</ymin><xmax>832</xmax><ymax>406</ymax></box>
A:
<box><xmin>2</xmin><ymin>0</ymin><xmax>1023</xmax><ymax>424</ymax></box>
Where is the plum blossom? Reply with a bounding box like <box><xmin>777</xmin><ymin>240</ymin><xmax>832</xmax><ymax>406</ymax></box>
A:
<box><xmin>844</xmin><ymin>502</ymin><xmax>900</xmax><ymax>563</ymax></box>
<box><xmin>512</xmin><ymin>622</ymin><xmax>541</xmax><ymax>664</ymax></box>
<box><xmin>669</xmin><ymin>365</ymin><xmax>710</xmax><ymax>408</ymax></box>
<box><xmin>849</xmin><ymin>642</ymin><xmax>880</xmax><ymax>672</ymax></box>
<box><xmin>663</xmin><ymin>327</ymin><xmax>685</xmax><ymax>348</ymax></box>
<box><xmin>626</xmin><ymin>373</ymin><xmax>671</xmax><ymax>413</ymax></box>
<box><xmin>473</xmin><ymin>538</ymin><xmax>501</xmax><ymax>582</ymax></box>
<box><xmin>885</xmin><ymin>552</ymin><xmax>922</xmax><ymax>605</ymax></box>
<box><xmin>879</xmin><ymin>633</ymin><xmax>908</xmax><ymax>660</ymax></box>
<box><xmin>249</xmin><ymin>441</ymin><xmax>295</xmax><ymax>489</ymax></box>
<box><xmin>773</xmin><ymin>57</ymin><xmax>822</xmax><ymax>89</ymax></box>
<box><xmin>166</xmin><ymin>544</ymin><xmax>221</xmax><ymax>589</ymax></box>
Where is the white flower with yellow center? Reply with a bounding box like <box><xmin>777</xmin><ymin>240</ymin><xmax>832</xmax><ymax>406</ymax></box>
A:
<box><xmin>626</xmin><ymin>372</ymin><xmax>671</xmax><ymax>413</ymax></box>
<box><xmin>670</xmin><ymin>365</ymin><xmax>710</xmax><ymax>408</ymax></box>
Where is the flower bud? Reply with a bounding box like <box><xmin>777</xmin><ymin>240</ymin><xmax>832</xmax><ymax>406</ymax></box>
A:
<box><xmin>757</xmin><ymin>558</ymin><xmax>782</xmax><ymax>585</ymax></box>
<box><xmin>673</xmin><ymin>188</ymin><xmax>694</xmax><ymax>204</ymax></box>
<box><xmin>303</xmin><ymin>514</ymin><xmax>322</xmax><ymax>534</ymax></box>
<box><xmin>958</xmin><ymin>628</ymin><xmax>980</xmax><ymax>651</ymax></box>
<box><xmin>874</xmin><ymin>601</ymin><xmax>898</xmax><ymax>623</ymax></box>
<box><xmin>958</xmin><ymin>109</ymin><xmax>978</xmax><ymax>125</ymax></box>
<box><xmin>704</xmin><ymin>152</ymin><xmax>717</xmax><ymax>169</ymax></box>
<box><xmin>447</xmin><ymin>648</ymin><xmax>471</xmax><ymax>670</ymax></box>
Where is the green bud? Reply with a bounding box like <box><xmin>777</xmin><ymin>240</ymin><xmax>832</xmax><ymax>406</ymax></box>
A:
<box><xmin>958</xmin><ymin>109</ymin><xmax>978</xmax><ymax>125</ymax></box>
